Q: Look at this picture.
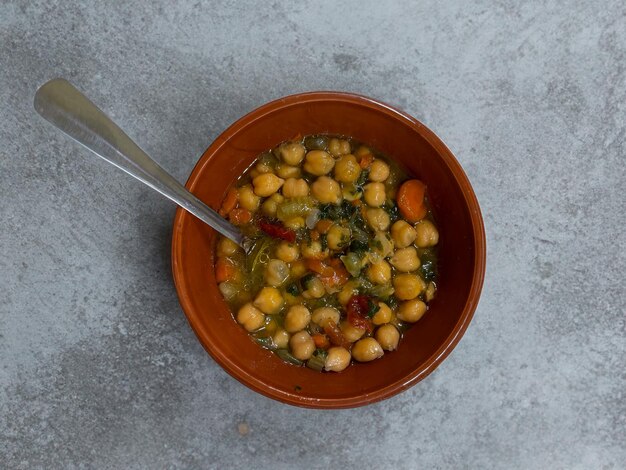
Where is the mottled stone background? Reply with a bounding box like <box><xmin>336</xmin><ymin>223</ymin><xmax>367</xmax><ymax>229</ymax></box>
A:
<box><xmin>1</xmin><ymin>1</ymin><xmax>624</xmax><ymax>468</ymax></box>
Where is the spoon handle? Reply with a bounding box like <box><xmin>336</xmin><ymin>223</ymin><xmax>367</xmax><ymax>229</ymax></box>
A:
<box><xmin>34</xmin><ymin>78</ymin><xmax>244</xmax><ymax>246</ymax></box>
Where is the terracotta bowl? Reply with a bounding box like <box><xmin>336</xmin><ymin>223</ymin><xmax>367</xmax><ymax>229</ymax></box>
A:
<box><xmin>171</xmin><ymin>92</ymin><xmax>486</xmax><ymax>408</ymax></box>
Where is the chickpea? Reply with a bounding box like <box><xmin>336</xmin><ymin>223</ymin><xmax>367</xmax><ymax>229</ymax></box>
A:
<box><xmin>284</xmin><ymin>216</ymin><xmax>305</xmax><ymax>229</ymax></box>
<box><xmin>304</xmin><ymin>150</ymin><xmax>335</xmax><ymax>176</ymax></box>
<box><xmin>368</xmin><ymin>159</ymin><xmax>390</xmax><ymax>182</ymax></box>
<box><xmin>236</xmin><ymin>303</ymin><xmax>265</xmax><ymax>332</ymax></box>
<box><xmin>273</xmin><ymin>328</ymin><xmax>290</xmax><ymax>349</ymax></box>
<box><xmin>334</xmin><ymin>154</ymin><xmax>361</xmax><ymax>183</ymax></box>
<box><xmin>311</xmin><ymin>307</ymin><xmax>340</xmax><ymax>327</ymax></box>
<box><xmin>391</xmin><ymin>220</ymin><xmax>417</xmax><ymax>248</ymax></box>
<box><xmin>261</xmin><ymin>193</ymin><xmax>284</xmax><ymax>217</ymax></box>
<box><xmin>355</xmin><ymin>145</ymin><xmax>372</xmax><ymax>158</ymax></box>
<box><xmin>414</xmin><ymin>220</ymin><xmax>439</xmax><ymax>247</ymax></box>
<box><xmin>302</xmin><ymin>276</ymin><xmax>325</xmax><ymax>299</ymax></box>
<box><xmin>276</xmin><ymin>163</ymin><xmax>301</xmax><ymax>179</ymax></box>
<box><xmin>264</xmin><ymin>259</ymin><xmax>290</xmax><ymax>287</ymax></box>
<box><xmin>237</xmin><ymin>184</ymin><xmax>260</xmax><ymax>211</ymax></box>
<box><xmin>425</xmin><ymin>281</ymin><xmax>436</xmax><ymax>302</ymax></box>
<box><xmin>324</xmin><ymin>347</ymin><xmax>352</xmax><ymax>372</ymax></box>
<box><xmin>366</xmin><ymin>208</ymin><xmax>390</xmax><ymax>231</ymax></box>
<box><xmin>282</xmin><ymin>178</ymin><xmax>309</xmax><ymax>198</ymax></box>
<box><xmin>366</xmin><ymin>259</ymin><xmax>392</xmax><ymax>285</ymax></box>
<box><xmin>375</xmin><ymin>324</ymin><xmax>400</xmax><ymax>351</ymax></box>
<box><xmin>352</xmin><ymin>338</ymin><xmax>384</xmax><ymax>362</ymax></box>
<box><xmin>284</xmin><ymin>305</ymin><xmax>311</xmax><ymax>333</ymax></box>
<box><xmin>390</xmin><ymin>247</ymin><xmax>420</xmax><ymax>272</ymax></box>
<box><xmin>328</xmin><ymin>138</ymin><xmax>351</xmax><ymax>157</ymax></box>
<box><xmin>279</xmin><ymin>141</ymin><xmax>306</xmax><ymax>166</ymax></box>
<box><xmin>397</xmin><ymin>299</ymin><xmax>427</xmax><ymax>323</ymax></box>
<box><xmin>372</xmin><ymin>231</ymin><xmax>395</xmax><ymax>258</ymax></box>
<box><xmin>311</xmin><ymin>176</ymin><xmax>342</xmax><ymax>204</ymax></box>
<box><xmin>275</xmin><ymin>241</ymin><xmax>299</xmax><ymax>262</ymax></box>
<box><xmin>393</xmin><ymin>274</ymin><xmax>426</xmax><ymax>300</ymax></box>
<box><xmin>340</xmin><ymin>320</ymin><xmax>366</xmax><ymax>342</ymax></box>
<box><xmin>290</xmin><ymin>259</ymin><xmax>307</xmax><ymax>278</ymax></box>
<box><xmin>289</xmin><ymin>331</ymin><xmax>315</xmax><ymax>360</ymax></box>
<box><xmin>217</xmin><ymin>237</ymin><xmax>240</xmax><ymax>257</ymax></box>
<box><xmin>372</xmin><ymin>302</ymin><xmax>393</xmax><ymax>325</ymax></box>
<box><xmin>326</xmin><ymin>225</ymin><xmax>351</xmax><ymax>250</ymax></box>
<box><xmin>253</xmin><ymin>287</ymin><xmax>284</xmax><ymax>314</ymax></box>
<box><xmin>338</xmin><ymin>280</ymin><xmax>360</xmax><ymax>305</ymax></box>
<box><xmin>255</xmin><ymin>160</ymin><xmax>273</xmax><ymax>174</ymax></box>
<box><xmin>301</xmin><ymin>240</ymin><xmax>329</xmax><ymax>260</ymax></box>
<box><xmin>363</xmin><ymin>182</ymin><xmax>386</xmax><ymax>207</ymax></box>
<box><xmin>253</xmin><ymin>173</ymin><xmax>284</xmax><ymax>197</ymax></box>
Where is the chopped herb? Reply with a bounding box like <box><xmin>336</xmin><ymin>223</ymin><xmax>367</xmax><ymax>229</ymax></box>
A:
<box><xmin>368</xmin><ymin>283</ymin><xmax>395</xmax><ymax>300</ymax></box>
<box><xmin>356</xmin><ymin>168</ymin><xmax>370</xmax><ymax>186</ymax></box>
<box><xmin>349</xmin><ymin>239</ymin><xmax>369</xmax><ymax>253</ymax></box>
<box><xmin>300</xmin><ymin>273</ymin><xmax>316</xmax><ymax>289</ymax></box>
<box><xmin>382</xmin><ymin>200</ymin><xmax>400</xmax><ymax>223</ymax></box>
<box><xmin>366</xmin><ymin>299</ymin><xmax>379</xmax><ymax>318</ymax></box>
<box><xmin>285</xmin><ymin>283</ymin><xmax>300</xmax><ymax>296</ymax></box>
<box><xmin>387</xmin><ymin>295</ymin><xmax>399</xmax><ymax>310</ymax></box>
<box><xmin>294</xmin><ymin>385</ymin><xmax>302</xmax><ymax>391</ymax></box>
<box><xmin>418</xmin><ymin>249</ymin><xmax>437</xmax><ymax>281</ymax></box>
<box><xmin>320</xmin><ymin>233</ymin><xmax>328</xmax><ymax>250</ymax></box>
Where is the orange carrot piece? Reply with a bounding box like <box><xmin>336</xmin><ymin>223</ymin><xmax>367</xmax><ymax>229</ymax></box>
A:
<box><xmin>215</xmin><ymin>257</ymin><xmax>237</xmax><ymax>282</ymax></box>
<box><xmin>219</xmin><ymin>187</ymin><xmax>238</xmax><ymax>216</ymax></box>
<box><xmin>305</xmin><ymin>259</ymin><xmax>334</xmax><ymax>277</ymax></box>
<box><xmin>397</xmin><ymin>179</ymin><xmax>428</xmax><ymax>223</ymax></box>
<box><xmin>318</xmin><ymin>258</ymin><xmax>350</xmax><ymax>288</ymax></box>
<box><xmin>323</xmin><ymin>320</ymin><xmax>351</xmax><ymax>348</ymax></box>
<box><xmin>312</xmin><ymin>333</ymin><xmax>330</xmax><ymax>349</ymax></box>
<box><xmin>315</xmin><ymin>219</ymin><xmax>333</xmax><ymax>234</ymax></box>
<box><xmin>229</xmin><ymin>208</ymin><xmax>252</xmax><ymax>225</ymax></box>
<box><xmin>310</xmin><ymin>230</ymin><xmax>320</xmax><ymax>241</ymax></box>
<box><xmin>359</xmin><ymin>153</ymin><xmax>374</xmax><ymax>169</ymax></box>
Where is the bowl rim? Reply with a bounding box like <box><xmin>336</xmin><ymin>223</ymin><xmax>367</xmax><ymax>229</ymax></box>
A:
<box><xmin>171</xmin><ymin>91</ymin><xmax>486</xmax><ymax>408</ymax></box>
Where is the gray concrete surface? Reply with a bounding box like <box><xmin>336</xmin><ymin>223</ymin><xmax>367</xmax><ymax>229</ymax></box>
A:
<box><xmin>1</xmin><ymin>0</ymin><xmax>624</xmax><ymax>468</ymax></box>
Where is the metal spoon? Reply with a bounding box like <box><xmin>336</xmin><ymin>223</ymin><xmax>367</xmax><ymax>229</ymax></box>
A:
<box><xmin>34</xmin><ymin>78</ymin><xmax>245</xmax><ymax>247</ymax></box>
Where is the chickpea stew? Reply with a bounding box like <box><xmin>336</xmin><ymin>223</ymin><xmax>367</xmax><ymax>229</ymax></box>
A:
<box><xmin>215</xmin><ymin>135</ymin><xmax>439</xmax><ymax>372</ymax></box>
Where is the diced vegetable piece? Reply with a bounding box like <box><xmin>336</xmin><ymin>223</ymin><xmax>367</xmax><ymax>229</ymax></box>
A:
<box><xmin>312</xmin><ymin>333</ymin><xmax>330</xmax><ymax>349</ymax></box>
<box><xmin>397</xmin><ymin>179</ymin><xmax>428</xmax><ymax>223</ymax></box>
<box><xmin>275</xmin><ymin>349</ymin><xmax>304</xmax><ymax>365</ymax></box>
<box><xmin>323</xmin><ymin>320</ymin><xmax>351</xmax><ymax>348</ymax></box>
<box><xmin>305</xmin><ymin>259</ymin><xmax>334</xmax><ymax>277</ymax></box>
<box><xmin>276</xmin><ymin>196</ymin><xmax>316</xmax><ymax>220</ymax></box>
<box><xmin>219</xmin><ymin>187</ymin><xmax>238</xmax><ymax>216</ymax></box>
<box><xmin>229</xmin><ymin>208</ymin><xmax>252</xmax><ymax>225</ymax></box>
<box><xmin>215</xmin><ymin>257</ymin><xmax>237</xmax><ymax>282</ymax></box>
<box><xmin>303</xmin><ymin>135</ymin><xmax>329</xmax><ymax>151</ymax></box>
<box><xmin>258</xmin><ymin>218</ymin><xmax>296</xmax><ymax>242</ymax></box>
<box><xmin>306</xmin><ymin>349</ymin><xmax>329</xmax><ymax>371</ymax></box>
<box><xmin>346</xmin><ymin>294</ymin><xmax>374</xmax><ymax>332</ymax></box>
<box><xmin>340</xmin><ymin>252</ymin><xmax>363</xmax><ymax>277</ymax></box>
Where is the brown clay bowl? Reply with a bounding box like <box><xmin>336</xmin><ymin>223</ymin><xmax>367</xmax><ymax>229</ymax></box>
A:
<box><xmin>171</xmin><ymin>92</ymin><xmax>486</xmax><ymax>409</ymax></box>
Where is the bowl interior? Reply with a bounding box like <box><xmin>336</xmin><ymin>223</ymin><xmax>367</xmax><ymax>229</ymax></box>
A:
<box><xmin>172</xmin><ymin>93</ymin><xmax>485</xmax><ymax>408</ymax></box>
